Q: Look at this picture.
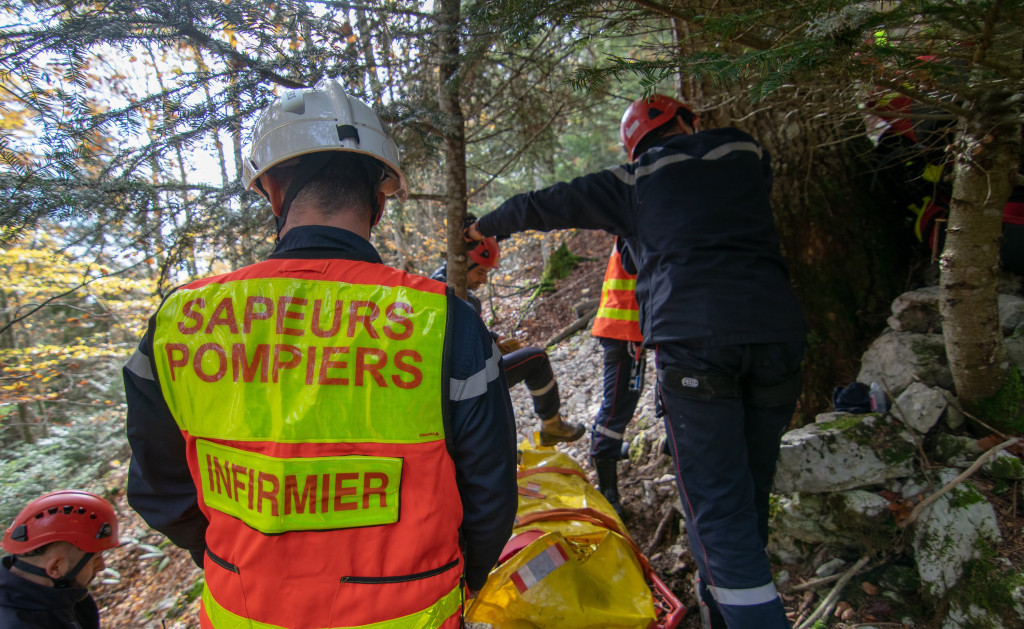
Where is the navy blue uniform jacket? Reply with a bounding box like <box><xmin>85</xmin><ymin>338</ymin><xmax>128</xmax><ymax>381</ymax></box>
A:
<box><xmin>477</xmin><ymin>128</ymin><xmax>805</xmax><ymax>347</ymax></box>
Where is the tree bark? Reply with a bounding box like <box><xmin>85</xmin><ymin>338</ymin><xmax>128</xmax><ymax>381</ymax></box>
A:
<box><xmin>939</xmin><ymin>14</ymin><xmax>1022</xmax><ymax>423</ymax></box>
<box><xmin>436</xmin><ymin>0</ymin><xmax>469</xmax><ymax>301</ymax></box>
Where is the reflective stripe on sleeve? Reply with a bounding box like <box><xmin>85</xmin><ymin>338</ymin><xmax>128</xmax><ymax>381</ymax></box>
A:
<box><xmin>593</xmin><ymin>424</ymin><xmax>623</xmax><ymax>440</ymax></box>
<box><xmin>709</xmin><ymin>581</ymin><xmax>780</xmax><ymax>606</ymax></box>
<box><xmin>449</xmin><ymin>343</ymin><xmax>502</xmax><ymax>401</ymax></box>
<box><xmin>125</xmin><ymin>348</ymin><xmax>154</xmax><ymax>381</ymax></box>
<box><xmin>610</xmin><ymin>141</ymin><xmax>763</xmax><ymax>185</ymax></box>
<box><xmin>528</xmin><ymin>379</ymin><xmax>556</xmax><ymax>397</ymax></box>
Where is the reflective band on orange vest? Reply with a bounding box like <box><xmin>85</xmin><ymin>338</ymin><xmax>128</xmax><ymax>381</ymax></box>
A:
<box><xmin>202</xmin><ymin>582</ymin><xmax>463</xmax><ymax>628</ymax></box>
<box><xmin>592</xmin><ymin>245</ymin><xmax>642</xmax><ymax>343</ymax></box>
<box><xmin>197</xmin><ymin>440</ymin><xmax>401</xmax><ymax>534</ymax></box>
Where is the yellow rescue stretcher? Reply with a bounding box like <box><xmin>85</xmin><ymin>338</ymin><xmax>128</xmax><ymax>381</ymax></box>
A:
<box><xmin>466</xmin><ymin>444</ymin><xmax>686</xmax><ymax>628</ymax></box>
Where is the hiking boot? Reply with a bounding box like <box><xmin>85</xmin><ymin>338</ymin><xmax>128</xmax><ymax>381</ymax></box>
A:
<box><xmin>593</xmin><ymin>457</ymin><xmax>626</xmax><ymax>518</ymax></box>
<box><xmin>538</xmin><ymin>414</ymin><xmax>585</xmax><ymax>446</ymax></box>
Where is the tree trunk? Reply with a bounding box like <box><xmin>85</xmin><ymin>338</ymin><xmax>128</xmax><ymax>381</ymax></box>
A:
<box><xmin>436</xmin><ymin>0</ymin><xmax>469</xmax><ymax>300</ymax></box>
<box><xmin>939</xmin><ymin>16</ymin><xmax>1022</xmax><ymax>430</ymax></box>
<box><xmin>737</xmin><ymin>87</ymin><xmax>915</xmax><ymax>418</ymax></box>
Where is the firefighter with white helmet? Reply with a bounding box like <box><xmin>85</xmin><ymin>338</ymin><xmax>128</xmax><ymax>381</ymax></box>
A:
<box><xmin>125</xmin><ymin>78</ymin><xmax>517</xmax><ymax>628</ymax></box>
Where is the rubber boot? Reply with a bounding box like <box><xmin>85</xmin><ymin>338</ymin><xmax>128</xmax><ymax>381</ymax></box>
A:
<box><xmin>593</xmin><ymin>457</ymin><xmax>625</xmax><ymax>517</ymax></box>
<box><xmin>539</xmin><ymin>414</ymin><xmax>585</xmax><ymax>446</ymax></box>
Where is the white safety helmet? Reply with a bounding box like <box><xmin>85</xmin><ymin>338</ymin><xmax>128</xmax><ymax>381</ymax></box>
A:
<box><xmin>243</xmin><ymin>78</ymin><xmax>408</xmax><ymax>202</ymax></box>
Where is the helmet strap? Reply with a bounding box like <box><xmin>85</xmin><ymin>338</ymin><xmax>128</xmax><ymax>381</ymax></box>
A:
<box><xmin>12</xmin><ymin>552</ymin><xmax>94</xmax><ymax>589</ymax></box>
<box><xmin>275</xmin><ymin>152</ymin><xmax>337</xmax><ymax>242</ymax></box>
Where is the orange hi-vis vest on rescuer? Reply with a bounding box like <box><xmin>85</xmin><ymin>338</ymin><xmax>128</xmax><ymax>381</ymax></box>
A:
<box><xmin>151</xmin><ymin>258</ymin><xmax>464</xmax><ymax>629</ymax></box>
<box><xmin>591</xmin><ymin>244</ymin><xmax>642</xmax><ymax>343</ymax></box>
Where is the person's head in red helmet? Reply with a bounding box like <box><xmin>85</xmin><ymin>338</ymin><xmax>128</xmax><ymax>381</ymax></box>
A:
<box><xmin>2</xmin><ymin>490</ymin><xmax>119</xmax><ymax>590</ymax></box>
<box><xmin>619</xmin><ymin>94</ymin><xmax>699</xmax><ymax>161</ymax></box>
<box><xmin>467</xmin><ymin>237</ymin><xmax>500</xmax><ymax>290</ymax></box>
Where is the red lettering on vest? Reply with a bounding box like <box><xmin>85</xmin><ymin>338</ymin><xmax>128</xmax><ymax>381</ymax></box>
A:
<box><xmin>305</xmin><ymin>346</ymin><xmax>317</xmax><ymax>385</ymax></box>
<box><xmin>213</xmin><ymin>456</ymin><xmax>232</xmax><ymax>499</ymax></box>
<box><xmin>165</xmin><ymin>343</ymin><xmax>189</xmax><ymax>381</ymax></box>
<box><xmin>320</xmin><ymin>473</ymin><xmax>331</xmax><ymax>514</ymax></box>
<box><xmin>232</xmin><ymin>343</ymin><xmax>269</xmax><ymax>383</ymax></box>
<box><xmin>231</xmin><ymin>464</ymin><xmax>247</xmax><ymax>504</ymax></box>
<box><xmin>272</xmin><ymin>344</ymin><xmax>302</xmax><ymax>383</ymax></box>
<box><xmin>333</xmin><ymin>473</ymin><xmax>359</xmax><ymax>511</ymax></box>
<box><xmin>247</xmin><ymin>468</ymin><xmax>255</xmax><ymax>510</ymax></box>
<box><xmin>179</xmin><ymin>298</ymin><xmax>205</xmax><ymax>335</ymax></box>
<box><xmin>347</xmin><ymin>300</ymin><xmax>380</xmax><ymax>339</ymax></box>
<box><xmin>363</xmin><ymin>472</ymin><xmax>389</xmax><ymax>509</ymax></box>
<box><xmin>356</xmin><ymin>347</ymin><xmax>387</xmax><ymax>387</ymax></box>
<box><xmin>244</xmin><ymin>297</ymin><xmax>273</xmax><ymax>333</ymax></box>
<box><xmin>383</xmin><ymin>302</ymin><xmax>414</xmax><ymax>340</ymax></box>
<box><xmin>392</xmin><ymin>349</ymin><xmax>423</xmax><ymax>389</ymax></box>
<box><xmin>283</xmin><ymin>474</ymin><xmax>318</xmax><ymax>515</ymax></box>
<box><xmin>195</xmin><ymin>343</ymin><xmax>227</xmax><ymax>383</ymax></box>
<box><xmin>319</xmin><ymin>347</ymin><xmax>350</xmax><ymax>385</ymax></box>
<box><xmin>256</xmin><ymin>472</ymin><xmax>280</xmax><ymax>516</ymax></box>
<box><xmin>277</xmin><ymin>296</ymin><xmax>307</xmax><ymax>336</ymax></box>
<box><xmin>311</xmin><ymin>299</ymin><xmax>343</xmax><ymax>338</ymax></box>
<box><xmin>205</xmin><ymin>297</ymin><xmax>240</xmax><ymax>335</ymax></box>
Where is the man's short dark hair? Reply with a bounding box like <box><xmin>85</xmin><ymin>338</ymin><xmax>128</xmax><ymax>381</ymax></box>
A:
<box><xmin>17</xmin><ymin>543</ymin><xmax>53</xmax><ymax>558</ymax></box>
<box><xmin>272</xmin><ymin>152</ymin><xmax>385</xmax><ymax>222</ymax></box>
<box><xmin>634</xmin><ymin>110</ymin><xmax>697</xmax><ymax>157</ymax></box>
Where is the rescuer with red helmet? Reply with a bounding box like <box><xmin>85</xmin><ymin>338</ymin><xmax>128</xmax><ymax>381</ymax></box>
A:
<box><xmin>124</xmin><ymin>78</ymin><xmax>517</xmax><ymax>628</ymax></box>
<box><xmin>431</xmin><ymin>231</ymin><xmax>585</xmax><ymax>446</ymax></box>
<box><xmin>1</xmin><ymin>490</ymin><xmax>120</xmax><ymax>628</ymax></box>
<box><xmin>468</xmin><ymin>93</ymin><xmax>806</xmax><ymax>628</ymax></box>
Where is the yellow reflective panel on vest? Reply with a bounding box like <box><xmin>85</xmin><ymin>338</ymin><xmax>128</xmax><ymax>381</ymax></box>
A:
<box><xmin>596</xmin><ymin>306</ymin><xmax>641</xmax><ymax>323</ymax></box>
<box><xmin>603</xmin><ymin>277</ymin><xmax>636</xmax><ymax>291</ymax></box>
<box><xmin>203</xmin><ymin>581</ymin><xmax>463</xmax><ymax>628</ymax></box>
<box><xmin>197</xmin><ymin>440</ymin><xmax>400</xmax><ymax>533</ymax></box>
<box><xmin>153</xmin><ymin>277</ymin><xmax>446</xmax><ymax>443</ymax></box>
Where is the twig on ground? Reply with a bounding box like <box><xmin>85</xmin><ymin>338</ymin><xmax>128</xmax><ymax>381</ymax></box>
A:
<box><xmin>794</xmin><ymin>555</ymin><xmax>871</xmax><ymax>629</ymax></box>
<box><xmin>643</xmin><ymin>504</ymin><xmax>676</xmax><ymax>556</ymax></box>
<box><xmin>788</xmin><ymin>558</ymin><xmax>875</xmax><ymax>592</ymax></box>
<box><xmin>900</xmin><ymin>437</ymin><xmax>1019</xmax><ymax>529</ymax></box>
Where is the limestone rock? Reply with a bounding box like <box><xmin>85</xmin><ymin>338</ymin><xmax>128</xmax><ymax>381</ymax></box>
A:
<box><xmin>912</xmin><ymin>470</ymin><xmax>1001</xmax><ymax>600</ymax></box>
<box><xmin>892</xmin><ymin>382</ymin><xmax>948</xmax><ymax>434</ymax></box>
<box><xmin>857</xmin><ymin>331</ymin><xmax>953</xmax><ymax>396</ymax></box>
<box><xmin>775</xmin><ymin>414</ymin><xmax>917</xmax><ymax>493</ymax></box>
<box><xmin>888</xmin><ymin>286</ymin><xmax>941</xmax><ymax>333</ymax></box>
<box><xmin>998</xmin><ymin>294</ymin><xmax>1024</xmax><ymax>336</ymax></box>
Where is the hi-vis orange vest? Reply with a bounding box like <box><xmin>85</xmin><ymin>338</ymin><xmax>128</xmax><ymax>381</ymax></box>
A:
<box><xmin>152</xmin><ymin>258</ymin><xmax>464</xmax><ymax>629</ymax></box>
<box><xmin>591</xmin><ymin>244</ymin><xmax>642</xmax><ymax>343</ymax></box>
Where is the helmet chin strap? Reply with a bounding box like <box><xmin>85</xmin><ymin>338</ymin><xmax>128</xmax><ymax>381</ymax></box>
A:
<box><xmin>272</xmin><ymin>154</ymin><xmax>386</xmax><ymax>243</ymax></box>
<box><xmin>275</xmin><ymin>152</ymin><xmax>336</xmax><ymax>244</ymax></box>
<box><xmin>12</xmin><ymin>552</ymin><xmax>95</xmax><ymax>589</ymax></box>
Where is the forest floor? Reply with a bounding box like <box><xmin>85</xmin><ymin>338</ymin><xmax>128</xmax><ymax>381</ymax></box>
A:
<box><xmin>91</xmin><ymin>228</ymin><xmax>1024</xmax><ymax>628</ymax></box>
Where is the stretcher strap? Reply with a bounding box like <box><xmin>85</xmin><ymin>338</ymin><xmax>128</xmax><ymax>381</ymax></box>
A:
<box><xmin>514</xmin><ymin>508</ymin><xmax>651</xmax><ymax>574</ymax></box>
<box><xmin>516</xmin><ymin>467</ymin><xmax>590</xmax><ymax>482</ymax></box>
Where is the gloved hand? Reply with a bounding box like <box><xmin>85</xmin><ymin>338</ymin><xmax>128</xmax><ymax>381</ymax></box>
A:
<box><xmin>497</xmin><ymin>337</ymin><xmax>522</xmax><ymax>354</ymax></box>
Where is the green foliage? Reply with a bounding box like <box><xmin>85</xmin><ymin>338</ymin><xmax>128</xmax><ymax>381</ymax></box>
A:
<box><xmin>0</xmin><ymin>403</ymin><xmax>126</xmax><ymax>525</ymax></box>
<box><xmin>532</xmin><ymin>241</ymin><xmax>583</xmax><ymax>297</ymax></box>
<box><xmin>970</xmin><ymin>366</ymin><xmax>1024</xmax><ymax>434</ymax></box>
<box><xmin>951</xmin><ymin>542</ymin><xmax>1024</xmax><ymax>625</ymax></box>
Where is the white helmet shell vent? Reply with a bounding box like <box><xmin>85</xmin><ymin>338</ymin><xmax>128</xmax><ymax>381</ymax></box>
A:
<box><xmin>243</xmin><ymin>78</ymin><xmax>408</xmax><ymax>202</ymax></box>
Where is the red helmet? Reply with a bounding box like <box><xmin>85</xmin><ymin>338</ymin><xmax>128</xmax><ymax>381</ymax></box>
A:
<box><xmin>469</xmin><ymin>237</ymin><xmax>500</xmax><ymax>270</ymax></box>
<box><xmin>620</xmin><ymin>94</ymin><xmax>698</xmax><ymax>160</ymax></box>
<box><xmin>2</xmin><ymin>490</ymin><xmax>119</xmax><ymax>555</ymax></box>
